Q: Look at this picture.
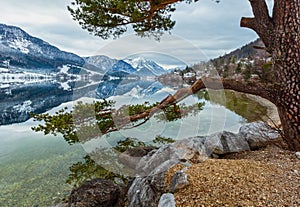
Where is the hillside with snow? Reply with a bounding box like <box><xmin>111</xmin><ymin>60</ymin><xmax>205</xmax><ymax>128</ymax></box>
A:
<box><xmin>0</xmin><ymin>23</ymin><xmax>171</xmax><ymax>77</ymax></box>
<box><xmin>0</xmin><ymin>24</ymin><xmax>84</xmax><ymax>71</ymax></box>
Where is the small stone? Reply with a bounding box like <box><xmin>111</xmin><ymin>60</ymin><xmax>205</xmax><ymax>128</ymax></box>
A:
<box><xmin>169</xmin><ymin>170</ymin><xmax>189</xmax><ymax>193</ymax></box>
<box><xmin>158</xmin><ymin>193</ymin><xmax>176</xmax><ymax>207</ymax></box>
<box><xmin>52</xmin><ymin>203</ymin><xmax>67</xmax><ymax>207</ymax></box>
<box><xmin>296</xmin><ymin>152</ymin><xmax>300</xmax><ymax>159</ymax></box>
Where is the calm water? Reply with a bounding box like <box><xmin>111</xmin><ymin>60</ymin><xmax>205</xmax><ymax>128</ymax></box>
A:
<box><xmin>0</xmin><ymin>80</ymin><xmax>267</xmax><ymax>206</ymax></box>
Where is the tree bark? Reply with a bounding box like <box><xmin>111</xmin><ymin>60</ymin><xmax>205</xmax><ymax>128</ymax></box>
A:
<box><xmin>241</xmin><ymin>0</ymin><xmax>300</xmax><ymax>151</ymax></box>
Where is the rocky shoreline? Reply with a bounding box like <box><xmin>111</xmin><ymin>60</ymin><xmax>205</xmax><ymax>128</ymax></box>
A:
<box><xmin>51</xmin><ymin>121</ymin><xmax>300</xmax><ymax>207</ymax></box>
<box><xmin>245</xmin><ymin>93</ymin><xmax>281</xmax><ymax>128</ymax></box>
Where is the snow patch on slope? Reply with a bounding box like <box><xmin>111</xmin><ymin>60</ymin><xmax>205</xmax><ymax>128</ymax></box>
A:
<box><xmin>13</xmin><ymin>100</ymin><xmax>33</xmax><ymax>113</ymax></box>
<box><xmin>9</xmin><ymin>38</ymin><xmax>31</xmax><ymax>54</ymax></box>
<box><xmin>59</xmin><ymin>65</ymin><xmax>70</xmax><ymax>74</ymax></box>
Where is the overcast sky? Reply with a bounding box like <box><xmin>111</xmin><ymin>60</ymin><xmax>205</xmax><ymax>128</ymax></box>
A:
<box><xmin>0</xmin><ymin>0</ymin><xmax>274</xmax><ymax>66</ymax></box>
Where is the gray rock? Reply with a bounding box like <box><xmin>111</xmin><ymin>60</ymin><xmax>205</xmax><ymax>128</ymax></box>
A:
<box><xmin>68</xmin><ymin>178</ymin><xmax>125</xmax><ymax>207</ymax></box>
<box><xmin>119</xmin><ymin>146</ymin><xmax>157</xmax><ymax>169</ymax></box>
<box><xmin>126</xmin><ymin>122</ymin><xmax>279</xmax><ymax>207</ymax></box>
<box><xmin>158</xmin><ymin>193</ymin><xmax>176</xmax><ymax>207</ymax></box>
<box><xmin>136</xmin><ymin>137</ymin><xmax>208</xmax><ymax>176</ymax></box>
<box><xmin>205</xmin><ymin>131</ymin><xmax>250</xmax><ymax>155</ymax></box>
<box><xmin>169</xmin><ymin>170</ymin><xmax>189</xmax><ymax>193</ymax></box>
<box><xmin>239</xmin><ymin>121</ymin><xmax>279</xmax><ymax>150</ymax></box>
<box><xmin>52</xmin><ymin>203</ymin><xmax>67</xmax><ymax>207</ymax></box>
<box><xmin>127</xmin><ymin>173</ymin><xmax>166</xmax><ymax>207</ymax></box>
<box><xmin>135</xmin><ymin>122</ymin><xmax>277</xmax><ymax>177</ymax></box>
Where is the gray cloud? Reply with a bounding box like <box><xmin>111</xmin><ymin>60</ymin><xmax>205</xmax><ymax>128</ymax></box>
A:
<box><xmin>0</xmin><ymin>0</ymin><xmax>265</xmax><ymax>65</ymax></box>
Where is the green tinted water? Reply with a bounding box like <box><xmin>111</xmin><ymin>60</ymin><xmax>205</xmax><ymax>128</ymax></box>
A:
<box><xmin>0</xmin><ymin>90</ymin><xmax>268</xmax><ymax>206</ymax></box>
<box><xmin>0</xmin><ymin>128</ymin><xmax>85</xmax><ymax>207</ymax></box>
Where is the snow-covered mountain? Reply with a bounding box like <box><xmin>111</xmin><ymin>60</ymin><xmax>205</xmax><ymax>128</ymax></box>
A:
<box><xmin>0</xmin><ymin>23</ymin><xmax>168</xmax><ymax>77</ymax></box>
<box><xmin>104</xmin><ymin>60</ymin><xmax>137</xmax><ymax>77</ymax></box>
<box><xmin>84</xmin><ymin>55</ymin><xmax>117</xmax><ymax>73</ymax></box>
<box><xmin>124</xmin><ymin>57</ymin><xmax>167</xmax><ymax>76</ymax></box>
<box><xmin>0</xmin><ymin>23</ymin><xmax>84</xmax><ymax>71</ymax></box>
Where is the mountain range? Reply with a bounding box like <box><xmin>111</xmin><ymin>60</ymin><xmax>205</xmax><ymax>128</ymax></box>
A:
<box><xmin>0</xmin><ymin>23</ymin><xmax>168</xmax><ymax>77</ymax></box>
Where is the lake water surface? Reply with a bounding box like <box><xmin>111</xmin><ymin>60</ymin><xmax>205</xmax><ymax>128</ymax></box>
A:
<box><xmin>0</xmin><ymin>80</ymin><xmax>267</xmax><ymax>206</ymax></box>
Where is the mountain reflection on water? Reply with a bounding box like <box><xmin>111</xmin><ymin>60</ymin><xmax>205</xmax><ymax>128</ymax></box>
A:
<box><xmin>0</xmin><ymin>77</ymin><xmax>166</xmax><ymax>125</ymax></box>
<box><xmin>0</xmin><ymin>78</ymin><xmax>268</xmax><ymax>206</ymax></box>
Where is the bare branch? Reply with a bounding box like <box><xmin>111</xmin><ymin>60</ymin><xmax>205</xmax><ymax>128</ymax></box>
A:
<box><xmin>240</xmin><ymin>17</ymin><xmax>256</xmax><ymax>30</ymax></box>
<box><xmin>240</xmin><ymin>0</ymin><xmax>274</xmax><ymax>51</ymax></box>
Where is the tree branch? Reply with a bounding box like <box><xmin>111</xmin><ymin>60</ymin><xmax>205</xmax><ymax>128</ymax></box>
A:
<box><xmin>112</xmin><ymin>77</ymin><xmax>276</xmax><ymax>131</ymax></box>
<box><xmin>240</xmin><ymin>17</ymin><xmax>257</xmax><ymax>30</ymax></box>
<box><xmin>240</xmin><ymin>0</ymin><xmax>274</xmax><ymax>51</ymax></box>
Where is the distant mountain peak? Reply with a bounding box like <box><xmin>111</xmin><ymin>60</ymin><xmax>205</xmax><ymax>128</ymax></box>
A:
<box><xmin>124</xmin><ymin>57</ymin><xmax>167</xmax><ymax>76</ymax></box>
<box><xmin>124</xmin><ymin>56</ymin><xmax>147</xmax><ymax>68</ymax></box>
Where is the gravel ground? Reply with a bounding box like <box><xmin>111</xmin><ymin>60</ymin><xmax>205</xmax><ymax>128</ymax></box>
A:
<box><xmin>165</xmin><ymin>145</ymin><xmax>300</xmax><ymax>207</ymax></box>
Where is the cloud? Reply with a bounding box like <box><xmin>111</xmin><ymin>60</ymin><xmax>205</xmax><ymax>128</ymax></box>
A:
<box><xmin>92</xmin><ymin>34</ymin><xmax>210</xmax><ymax>66</ymax></box>
<box><xmin>0</xmin><ymin>0</ymin><xmax>261</xmax><ymax>64</ymax></box>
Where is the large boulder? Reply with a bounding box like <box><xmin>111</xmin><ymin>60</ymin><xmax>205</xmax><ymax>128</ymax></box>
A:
<box><xmin>68</xmin><ymin>178</ymin><xmax>125</xmax><ymax>207</ymax></box>
<box><xmin>205</xmin><ymin>131</ymin><xmax>250</xmax><ymax>155</ymax></box>
<box><xmin>136</xmin><ymin>137</ymin><xmax>208</xmax><ymax>177</ymax></box>
<box><xmin>127</xmin><ymin>173</ymin><xmax>166</xmax><ymax>207</ymax></box>
<box><xmin>239</xmin><ymin>121</ymin><xmax>279</xmax><ymax>150</ymax></box>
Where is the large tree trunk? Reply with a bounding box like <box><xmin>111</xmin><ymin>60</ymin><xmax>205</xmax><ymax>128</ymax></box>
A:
<box><xmin>241</xmin><ymin>0</ymin><xmax>300</xmax><ymax>151</ymax></box>
<box><xmin>272</xmin><ymin>0</ymin><xmax>300</xmax><ymax>150</ymax></box>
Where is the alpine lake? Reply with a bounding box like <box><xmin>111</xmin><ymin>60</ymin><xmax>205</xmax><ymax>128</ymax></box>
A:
<box><xmin>0</xmin><ymin>79</ymin><xmax>268</xmax><ymax>207</ymax></box>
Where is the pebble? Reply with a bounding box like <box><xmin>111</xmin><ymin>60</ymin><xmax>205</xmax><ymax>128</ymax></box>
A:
<box><xmin>295</xmin><ymin>151</ymin><xmax>300</xmax><ymax>159</ymax></box>
<box><xmin>166</xmin><ymin>145</ymin><xmax>300</xmax><ymax>207</ymax></box>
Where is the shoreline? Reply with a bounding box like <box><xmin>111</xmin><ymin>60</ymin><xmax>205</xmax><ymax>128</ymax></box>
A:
<box><xmin>245</xmin><ymin>94</ymin><xmax>281</xmax><ymax>128</ymax></box>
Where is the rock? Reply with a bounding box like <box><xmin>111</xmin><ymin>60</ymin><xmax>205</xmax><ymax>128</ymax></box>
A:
<box><xmin>296</xmin><ymin>152</ymin><xmax>300</xmax><ymax>159</ymax></box>
<box><xmin>68</xmin><ymin>178</ymin><xmax>125</xmax><ymax>207</ymax></box>
<box><xmin>205</xmin><ymin>131</ymin><xmax>250</xmax><ymax>155</ymax></box>
<box><xmin>169</xmin><ymin>170</ymin><xmax>189</xmax><ymax>193</ymax></box>
<box><xmin>119</xmin><ymin>146</ymin><xmax>157</xmax><ymax>169</ymax></box>
<box><xmin>158</xmin><ymin>193</ymin><xmax>176</xmax><ymax>207</ymax></box>
<box><xmin>135</xmin><ymin>122</ymin><xmax>278</xmax><ymax>176</ymax></box>
<box><xmin>136</xmin><ymin>137</ymin><xmax>208</xmax><ymax>176</ymax></box>
<box><xmin>239</xmin><ymin>121</ymin><xmax>279</xmax><ymax>150</ymax></box>
<box><xmin>126</xmin><ymin>122</ymin><xmax>279</xmax><ymax>207</ymax></box>
<box><xmin>52</xmin><ymin>203</ymin><xmax>67</xmax><ymax>207</ymax></box>
<box><xmin>127</xmin><ymin>173</ymin><xmax>166</xmax><ymax>207</ymax></box>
